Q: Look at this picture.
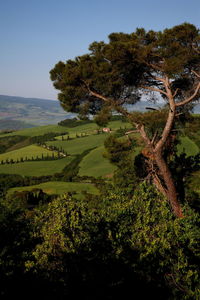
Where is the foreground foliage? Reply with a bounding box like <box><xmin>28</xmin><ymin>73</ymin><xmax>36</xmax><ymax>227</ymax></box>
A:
<box><xmin>20</xmin><ymin>184</ymin><xmax>200</xmax><ymax>299</ymax></box>
<box><xmin>0</xmin><ymin>115</ymin><xmax>199</xmax><ymax>299</ymax></box>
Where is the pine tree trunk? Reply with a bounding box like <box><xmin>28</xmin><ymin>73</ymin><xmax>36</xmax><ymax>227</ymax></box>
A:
<box><xmin>154</xmin><ymin>150</ymin><xmax>183</xmax><ymax>218</ymax></box>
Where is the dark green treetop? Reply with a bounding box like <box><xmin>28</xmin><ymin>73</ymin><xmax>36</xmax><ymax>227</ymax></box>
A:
<box><xmin>50</xmin><ymin>23</ymin><xmax>200</xmax><ymax>120</ymax></box>
<box><xmin>50</xmin><ymin>23</ymin><xmax>200</xmax><ymax>218</ymax></box>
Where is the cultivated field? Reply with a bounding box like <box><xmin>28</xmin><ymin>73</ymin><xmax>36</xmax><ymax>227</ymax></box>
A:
<box><xmin>1</xmin><ymin>117</ymin><xmax>200</xmax><ymax>198</ymax></box>
<box><xmin>78</xmin><ymin>146</ymin><xmax>117</xmax><ymax>178</ymax></box>
<box><xmin>0</xmin><ymin>156</ymin><xmax>73</xmax><ymax>176</ymax></box>
<box><xmin>0</xmin><ymin>144</ymin><xmax>59</xmax><ymax>163</ymax></box>
<box><xmin>47</xmin><ymin>134</ymin><xmax>108</xmax><ymax>155</ymax></box>
<box><xmin>0</xmin><ymin>120</ymin><xmax>131</xmax><ymax>138</ymax></box>
<box><xmin>177</xmin><ymin>136</ymin><xmax>199</xmax><ymax>157</ymax></box>
<box><xmin>0</xmin><ymin>124</ymin><xmax>69</xmax><ymax>137</ymax></box>
<box><xmin>8</xmin><ymin>181</ymin><xmax>99</xmax><ymax>199</ymax></box>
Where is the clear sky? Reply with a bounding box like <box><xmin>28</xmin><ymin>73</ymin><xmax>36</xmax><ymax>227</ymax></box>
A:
<box><xmin>0</xmin><ymin>0</ymin><xmax>199</xmax><ymax>100</ymax></box>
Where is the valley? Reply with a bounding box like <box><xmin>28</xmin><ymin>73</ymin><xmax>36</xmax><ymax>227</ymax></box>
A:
<box><xmin>0</xmin><ymin>119</ymin><xmax>131</xmax><ymax>199</ymax></box>
<box><xmin>0</xmin><ymin>116</ymin><xmax>199</xmax><ymax>202</ymax></box>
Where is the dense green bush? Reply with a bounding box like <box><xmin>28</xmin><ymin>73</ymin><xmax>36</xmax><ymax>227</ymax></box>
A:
<box><xmin>4</xmin><ymin>189</ymin><xmax>53</xmax><ymax>211</ymax></box>
<box><xmin>58</xmin><ymin>118</ymin><xmax>93</xmax><ymax>127</ymax></box>
<box><xmin>0</xmin><ymin>135</ymin><xmax>28</xmax><ymax>153</ymax></box>
<box><xmin>24</xmin><ymin>183</ymin><xmax>200</xmax><ymax>299</ymax></box>
<box><xmin>30</xmin><ymin>132</ymin><xmax>68</xmax><ymax>144</ymax></box>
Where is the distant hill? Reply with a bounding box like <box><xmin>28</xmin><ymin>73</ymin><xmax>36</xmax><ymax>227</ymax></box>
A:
<box><xmin>0</xmin><ymin>119</ymin><xmax>35</xmax><ymax>131</ymax></box>
<box><xmin>193</xmin><ymin>103</ymin><xmax>200</xmax><ymax>114</ymax></box>
<box><xmin>0</xmin><ymin>94</ymin><xmax>199</xmax><ymax>131</ymax></box>
<box><xmin>0</xmin><ymin>95</ymin><xmax>74</xmax><ymax>129</ymax></box>
<box><xmin>127</xmin><ymin>100</ymin><xmax>200</xmax><ymax>113</ymax></box>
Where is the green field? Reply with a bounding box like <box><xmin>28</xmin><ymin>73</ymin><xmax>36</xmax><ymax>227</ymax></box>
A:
<box><xmin>188</xmin><ymin>171</ymin><xmax>200</xmax><ymax>195</ymax></box>
<box><xmin>0</xmin><ymin>145</ymin><xmax>59</xmax><ymax>163</ymax></box>
<box><xmin>0</xmin><ymin>124</ymin><xmax>69</xmax><ymax>137</ymax></box>
<box><xmin>47</xmin><ymin>134</ymin><xmax>109</xmax><ymax>155</ymax></box>
<box><xmin>1</xmin><ymin>119</ymin><xmax>199</xmax><ymax>199</ymax></box>
<box><xmin>55</xmin><ymin>120</ymin><xmax>132</xmax><ymax>139</ymax></box>
<box><xmin>0</xmin><ymin>156</ymin><xmax>73</xmax><ymax>176</ymax></box>
<box><xmin>8</xmin><ymin>181</ymin><xmax>99</xmax><ymax>199</ymax></box>
<box><xmin>0</xmin><ymin>120</ymin><xmax>132</xmax><ymax>138</ymax></box>
<box><xmin>177</xmin><ymin>136</ymin><xmax>199</xmax><ymax>157</ymax></box>
<box><xmin>79</xmin><ymin>146</ymin><xmax>116</xmax><ymax>178</ymax></box>
<box><xmin>0</xmin><ymin>120</ymin><xmax>132</xmax><ymax>178</ymax></box>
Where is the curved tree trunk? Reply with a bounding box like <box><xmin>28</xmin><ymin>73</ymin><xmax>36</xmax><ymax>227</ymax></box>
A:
<box><xmin>84</xmin><ymin>76</ymin><xmax>187</xmax><ymax>218</ymax></box>
<box><xmin>154</xmin><ymin>150</ymin><xmax>183</xmax><ymax>218</ymax></box>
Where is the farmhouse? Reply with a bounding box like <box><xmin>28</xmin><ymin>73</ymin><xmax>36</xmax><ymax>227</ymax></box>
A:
<box><xmin>102</xmin><ymin>127</ymin><xmax>111</xmax><ymax>133</ymax></box>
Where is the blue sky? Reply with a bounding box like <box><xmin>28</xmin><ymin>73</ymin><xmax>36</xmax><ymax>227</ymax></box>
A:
<box><xmin>0</xmin><ymin>0</ymin><xmax>199</xmax><ymax>100</ymax></box>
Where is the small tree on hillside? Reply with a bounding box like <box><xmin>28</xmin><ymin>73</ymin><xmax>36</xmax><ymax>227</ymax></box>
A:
<box><xmin>50</xmin><ymin>23</ymin><xmax>200</xmax><ymax>217</ymax></box>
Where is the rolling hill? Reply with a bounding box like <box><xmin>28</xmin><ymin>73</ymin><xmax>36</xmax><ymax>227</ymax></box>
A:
<box><xmin>0</xmin><ymin>94</ymin><xmax>199</xmax><ymax>131</ymax></box>
<box><xmin>0</xmin><ymin>94</ymin><xmax>75</xmax><ymax>128</ymax></box>
<box><xmin>0</xmin><ymin>117</ymin><xmax>199</xmax><ymax>203</ymax></box>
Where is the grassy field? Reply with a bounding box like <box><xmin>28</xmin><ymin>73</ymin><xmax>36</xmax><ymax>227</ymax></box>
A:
<box><xmin>1</xmin><ymin>119</ymin><xmax>199</xmax><ymax>199</ymax></box>
<box><xmin>0</xmin><ymin>120</ymin><xmax>132</xmax><ymax>178</ymax></box>
<box><xmin>0</xmin><ymin>145</ymin><xmax>59</xmax><ymax>162</ymax></box>
<box><xmin>55</xmin><ymin>120</ymin><xmax>132</xmax><ymax>139</ymax></box>
<box><xmin>0</xmin><ymin>120</ymin><xmax>132</xmax><ymax>138</ymax></box>
<box><xmin>0</xmin><ymin>156</ymin><xmax>73</xmax><ymax>176</ymax></box>
<box><xmin>47</xmin><ymin>134</ymin><xmax>109</xmax><ymax>155</ymax></box>
<box><xmin>79</xmin><ymin>146</ymin><xmax>117</xmax><ymax>178</ymax></box>
<box><xmin>177</xmin><ymin>136</ymin><xmax>199</xmax><ymax>157</ymax></box>
<box><xmin>8</xmin><ymin>181</ymin><xmax>99</xmax><ymax>199</ymax></box>
<box><xmin>0</xmin><ymin>124</ymin><xmax>69</xmax><ymax>137</ymax></box>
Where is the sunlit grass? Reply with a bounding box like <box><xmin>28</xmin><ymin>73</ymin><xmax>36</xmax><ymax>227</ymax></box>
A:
<box><xmin>0</xmin><ymin>156</ymin><xmax>73</xmax><ymax>176</ymax></box>
<box><xmin>8</xmin><ymin>181</ymin><xmax>99</xmax><ymax>199</ymax></box>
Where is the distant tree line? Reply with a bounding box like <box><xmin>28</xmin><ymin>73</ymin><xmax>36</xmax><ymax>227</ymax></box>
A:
<box><xmin>0</xmin><ymin>135</ymin><xmax>28</xmax><ymax>153</ymax></box>
<box><xmin>0</xmin><ymin>151</ymin><xmax>68</xmax><ymax>165</ymax></box>
<box><xmin>58</xmin><ymin>117</ymin><xmax>93</xmax><ymax>127</ymax></box>
<box><xmin>0</xmin><ymin>142</ymin><xmax>70</xmax><ymax>165</ymax></box>
<box><xmin>30</xmin><ymin>131</ymin><xmax>68</xmax><ymax>144</ymax></box>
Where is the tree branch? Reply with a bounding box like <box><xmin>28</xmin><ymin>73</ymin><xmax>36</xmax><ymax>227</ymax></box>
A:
<box><xmin>155</xmin><ymin>108</ymin><xmax>175</xmax><ymax>152</ymax></box>
<box><xmin>191</xmin><ymin>69</ymin><xmax>200</xmax><ymax>78</ymax></box>
<box><xmin>89</xmin><ymin>90</ymin><xmax>111</xmax><ymax>103</ymax></box>
<box><xmin>172</xmin><ymin>88</ymin><xmax>179</xmax><ymax>98</ymax></box>
<box><xmin>192</xmin><ymin>44</ymin><xmax>200</xmax><ymax>54</ymax></box>
<box><xmin>151</xmin><ymin>75</ymin><xmax>166</xmax><ymax>83</ymax></box>
<box><xmin>80</xmin><ymin>79</ymin><xmax>133</xmax><ymax>120</ymax></box>
<box><xmin>151</xmin><ymin>130</ymin><xmax>158</xmax><ymax>145</ymax></box>
<box><xmin>146</xmin><ymin>62</ymin><xmax>164</xmax><ymax>72</ymax></box>
<box><xmin>135</xmin><ymin>124</ymin><xmax>152</xmax><ymax>147</ymax></box>
<box><xmin>80</xmin><ymin>79</ymin><xmax>111</xmax><ymax>103</ymax></box>
<box><xmin>140</xmin><ymin>85</ymin><xmax>167</xmax><ymax>96</ymax></box>
<box><xmin>154</xmin><ymin>77</ymin><xmax>176</xmax><ymax>152</ymax></box>
<box><xmin>175</xmin><ymin>82</ymin><xmax>200</xmax><ymax>107</ymax></box>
